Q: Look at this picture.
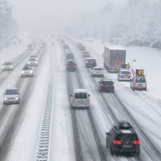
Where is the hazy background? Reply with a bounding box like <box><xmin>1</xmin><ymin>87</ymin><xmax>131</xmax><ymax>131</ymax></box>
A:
<box><xmin>1</xmin><ymin>0</ymin><xmax>161</xmax><ymax>49</ymax></box>
<box><xmin>9</xmin><ymin>0</ymin><xmax>107</xmax><ymax>35</ymax></box>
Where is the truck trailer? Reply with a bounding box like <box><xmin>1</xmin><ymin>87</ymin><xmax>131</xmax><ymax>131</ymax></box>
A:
<box><xmin>103</xmin><ymin>47</ymin><xmax>126</xmax><ymax>73</ymax></box>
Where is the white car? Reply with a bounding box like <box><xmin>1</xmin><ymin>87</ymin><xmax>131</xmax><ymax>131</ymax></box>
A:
<box><xmin>27</xmin><ymin>58</ymin><xmax>38</xmax><ymax>66</ymax></box>
<box><xmin>117</xmin><ymin>69</ymin><xmax>132</xmax><ymax>81</ymax></box>
<box><xmin>21</xmin><ymin>66</ymin><xmax>33</xmax><ymax>77</ymax></box>
<box><xmin>130</xmin><ymin>75</ymin><xmax>147</xmax><ymax>91</ymax></box>
<box><xmin>91</xmin><ymin>67</ymin><xmax>104</xmax><ymax>77</ymax></box>
<box><xmin>2</xmin><ymin>62</ymin><xmax>13</xmax><ymax>71</ymax></box>
<box><xmin>70</xmin><ymin>89</ymin><xmax>90</xmax><ymax>109</ymax></box>
<box><xmin>3</xmin><ymin>87</ymin><xmax>20</xmax><ymax>104</ymax></box>
<box><xmin>29</xmin><ymin>55</ymin><xmax>38</xmax><ymax>61</ymax></box>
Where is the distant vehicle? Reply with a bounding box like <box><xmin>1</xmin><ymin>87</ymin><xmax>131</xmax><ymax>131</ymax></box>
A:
<box><xmin>70</xmin><ymin>89</ymin><xmax>90</xmax><ymax>109</ymax></box>
<box><xmin>21</xmin><ymin>66</ymin><xmax>33</xmax><ymax>77</ymax></box>
<box><xmin>27</xmin><ymin>58</ymin><xmax>38</xmax><ymax>66</ymax></box>
<box><xmin>63</xmin><ymin>44</ymin><xmax>69</xmax><ymax>49</ymax></box>
<box><xmin>3</xmin><ymin>87</ymin><xmax>20</xmax><ymax>104</ymax></box>
<box><xmin>77</xmin><ymin>43</ymin><xmax>82</xmax><ymax>48</ymax></box>
<box><xmin>98</xmin><ymin>79</ymin><xmax>114</xmax><ymax>93</ymax></box>
<box><xmin>40</xmin><ymin>43</ymin><xmax>46</xmax><ymax>48</ymax></box>
<box><xmin>85</xmin><ymin>58</ymin><xmax>97</xmax><ymax>68</ymax></box>
<box><xmin>106</xmin><ymin>121</ymin><xmax>140</xmax><ymax>156</ymax></box>
<box><xmin>2</xmin><ymin>62</ymin><xmax>13</xmax><ymax>71</ymax></box>
<box><xmin>130</xmin><ymin>76</ymin><xmax>147</xmax><ymax>91</ymax></box>
<box><xmin>66</xmin><ymin>59</ymin><xmax>77</xmax><ymax>71</ymax></box>
<box><xmin>79</xmin><ymin>45</ymin><xmax>86</xmax><ymax>51</ymax></box>
<box><xmin>90</xmin><ymin>67</ymin><xmax>104</xmax><ymax>77</ymax></box>
<box><xmin>66</xmin><ymin>52</ymin><xmax>74</xmax><ymax>59</ymax></box>
<box><xmin>130</xmin><ymin>69</ymin><xmax>147</xmax><ymax>91</ymax></box>
<box><xmin>29</xmin><ymin>55</ymin><xmax>38</xmax><ymax>61</ymax></box>
<box><xmin>117</xmin><ymin>69</ymin><xmax>132</xmax><ymax>81</ymax></box>
<box><xmin>82</xmin><ymin>51</ymin><xmax>90</xmax><ymax>57</ymax></box>
<box><xmin>27</xmin><ymin>44</ymin><xmax>34</xmax><ymax>50</ymax></box>
<box><xmin>103</xmin><ymin>47</ymin><xmax>126</xmax><ymax>73</ymax></box>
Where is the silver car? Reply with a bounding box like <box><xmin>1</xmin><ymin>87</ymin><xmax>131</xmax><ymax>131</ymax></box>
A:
<box><xmin>91</xmin><ymin>67</ymin><xmax>104</xmax><ymax>77</ymax></box>
<box><xmin>3</xmin><ymin>87</ymin><xmax>20</xmax><ymax>104</ymax></box>
<box><xmin>2</xmin><ymin>62</ymin><xmax>13</xmax><ymax>71</ymax></box>
<box><xmin>21</xmin><ymin>66</ymin><xmax>33</xmax><ymax>77</ymax></box>
<box><xmin>70</xmin><ymin>89</ymin><xmax>90</xmax><ymax>109</ymax></box>
<box><xmin>27</xmin><ymin>58</ymin><xmax>38</xmax><ymax>66</ymax></box>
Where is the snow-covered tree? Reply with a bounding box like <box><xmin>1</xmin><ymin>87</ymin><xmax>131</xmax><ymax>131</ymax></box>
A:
<box><xmin>0</xmin><ymin>0</ymin><xmax>18</xmax><ymax>49</ymax></box>
<box><xmin>66</xmin><ymin>0</ymin><xmax>161</xmax><ymax>48</ymax></box>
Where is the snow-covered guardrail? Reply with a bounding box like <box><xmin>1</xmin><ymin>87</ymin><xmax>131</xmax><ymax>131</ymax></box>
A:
<box><xmin>35</xmin><ymin>74</ymin><xmax>54</xmax><ymax>161</ymax></box>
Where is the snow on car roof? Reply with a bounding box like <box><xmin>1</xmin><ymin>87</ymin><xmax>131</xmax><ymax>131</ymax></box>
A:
<box><xmin>74</xmin><ymin>89</ymin><xmax>88</xmax><ymax>93</ymax></box>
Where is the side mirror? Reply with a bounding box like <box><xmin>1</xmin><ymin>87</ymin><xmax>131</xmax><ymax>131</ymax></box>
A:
<box><xmin>70</xmin><ymin>94</ymin><xmax>73</xmax><ymax>97</ymax></box>
<box><xmin>88</xmin><ymin>94</ymin><xmax>90</xmax><ymax>97</ymax></box>
<box><xmin>106</xmin><ymin>132</ymin><xmax>110</xmax><ymax>136</ymax></box>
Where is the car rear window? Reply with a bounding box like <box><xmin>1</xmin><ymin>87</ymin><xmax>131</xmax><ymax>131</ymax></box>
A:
<box><xmin>95</xmin><ymin>68</ymin><xmax>103</xmax><ymax>70</ymax></box>
<box><xmin>75</xmin><ymin>93</ymin><xmax>87</xmax><ymax>99</ymax></box>
<box><xmin>121</xmin><ymin>71</ymin><xmax>131</xmax><ymax>74</ymax></box>
<box><xmin>136</xmin><ymin>77</ymin><xmax>146</xmax><ymax>83</ymax></box>
<box><xmin>115</xmin><ymin>133</ymin><xmax>138</xmax><ymax>141</ymax></box>
<box><xmin>89</xmin><ymin>59</ymin><xmax>95</xmax><ymax>62</ymax></box>
<box><xmin>103</xmin><ymin>81</ymin><xmax>113</xmax><ymax>85</ymax></box>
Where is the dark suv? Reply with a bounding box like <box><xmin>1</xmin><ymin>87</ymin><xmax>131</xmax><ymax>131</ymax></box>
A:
<box><xmin>85</xmin><ymin>58</ymin><xmax>97</xmax><ymax>68</ymax></box>
<box><xmin>98</xmin><ymin>79</ymin><xmax>114</xmax><ymax>93</ymax></box>
<box><xmin>66</xmin><ymin>59</ymin><xmax>77</xmax><ymax>71</ymax></box>
<box><xmin>106</xmin><ymin>121</ymin><xmax>140</xmax><ymax>156</ymax></box>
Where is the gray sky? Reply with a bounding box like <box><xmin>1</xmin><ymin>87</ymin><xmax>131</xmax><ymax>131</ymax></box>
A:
<box><xmin>10</xmin><ymin>0</ymin><xmax>107</xmax><ymax>35</ymax></box>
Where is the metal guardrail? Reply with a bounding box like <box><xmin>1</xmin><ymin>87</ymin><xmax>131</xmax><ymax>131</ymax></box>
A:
<box><xmin>35</xmin><ymin>74</ymin><xmax>54</xmax><ymax>161</ymax></box>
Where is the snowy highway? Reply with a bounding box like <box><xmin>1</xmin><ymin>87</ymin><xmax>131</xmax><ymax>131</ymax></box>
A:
<box><xmin>0</xmin><ymin>38</ymin><xmax>160</xmax><ymax>161</ymax></box>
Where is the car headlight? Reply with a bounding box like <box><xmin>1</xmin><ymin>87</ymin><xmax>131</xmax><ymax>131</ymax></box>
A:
<box><xmin>21</xmin><ymin>71</ymin><xmax>24</xmax><ymax>73</ymax></box>
<box><xmin>35</xmin><ymin>62</ymin><xmax>37</xmax><ymax>64</ymax></box>
<box><xmin>11</xmin><ymin>66</ymin><xmax>13</xmax><ymax>68</ymax></box>
<box><xmin>15</xmin><ymin>97</ymin><xmax>19</xmax><ymax>100</ymax></box>
<box><xmin>4</xmin><ymin>97</ymin><xmax>7</xmax><ymax>100</ymax></box>
<box><xmin>3</xmin><ymin>66</ymin><xmax>5</xmax><ymax>68</ymax></box>
<box><xmin>30</xmin><ymin>71</ymin><xmax>33</xmax><ymax>73</ymax></box>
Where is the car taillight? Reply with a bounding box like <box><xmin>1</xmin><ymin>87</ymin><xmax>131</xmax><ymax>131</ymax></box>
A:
<box><xmin>87</xmin><ymin>99</ymin><xmax>89</xmax><ymax>104</ymax></box>
<box><xmin>74</xmin><ymin>65</ymin><xmax>77</xmax><ymax>68</ymax></box>
<box><xmin>66</xmin><ymin>66</ymin><xmax>69</xmax><ymax>68</ymax></box>
<box><xmin>111</xmin><ymin>84</ymin><xmax>115</xmax><ymax>87</ymax></box>
<box><xmin>133</xmin><ymin>140</ymin><xmax>140</xmax><ymax>145</ymax></box>
<box><xmin>113</xmin><ymin>140</ymin><xmax>121</xmax><ymax>145</ymax></box>
<box><xmin>100</xmin><ymin>84</ymin><xmax>104</xmax><ymax>87</ymax></box>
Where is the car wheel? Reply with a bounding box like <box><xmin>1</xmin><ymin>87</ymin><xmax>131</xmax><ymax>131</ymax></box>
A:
<box><xmin>132</xmin><ymin>87</ymin><xmax>135</xmax><ymax>91</ymax></box>
<box><xmin>110</xmin><ymin>147</ymin><xmax>115</xmax><ymax>155</ymax></box>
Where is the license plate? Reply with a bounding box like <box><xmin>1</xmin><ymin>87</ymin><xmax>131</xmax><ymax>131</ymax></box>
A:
<box><xmin>123</xmin><ymin>145</ymin><xmax>132</xmax><ymax>148</ymax></box>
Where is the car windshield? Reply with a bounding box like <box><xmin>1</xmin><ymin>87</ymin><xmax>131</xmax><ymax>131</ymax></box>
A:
<box><xmin>29</xmin><ymin>59</ymin><xmax>36</xmax><ymax>61</ymax></box>
<box><xmin>4</xmin><ymin>62</ymin><xmax>12</xmax><ymax>65</ymax></box>
<box><xmin>75</xmin><ymin>93</ymin><xmax>87</xmax><ymax>99</ymax></box>
<box><xmin>5</xmin><ymin>89</ymin><xmax>18</xmax><ymax>95</ymax></box>
<box><xmin>136</xmin><ymin>77</ymin><xmax>146</xmax><ymax>83</ymax></box>
<box><xmin>23</xmin><ymin>66</ymin><xmax>31</xmax><ymax>70</ymax></box>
